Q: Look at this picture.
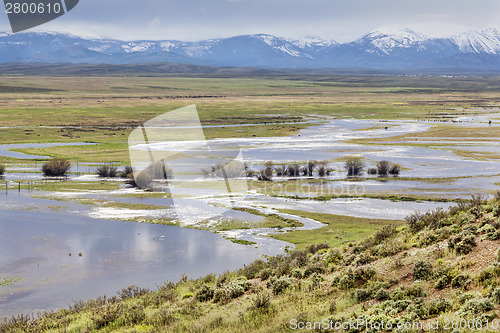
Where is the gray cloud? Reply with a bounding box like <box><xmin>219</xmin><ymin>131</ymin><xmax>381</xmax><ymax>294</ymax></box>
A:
<box><xmin>2</xmin><ymin>0</ymin><xmax>500</xmax><ymax>41</ymax></box>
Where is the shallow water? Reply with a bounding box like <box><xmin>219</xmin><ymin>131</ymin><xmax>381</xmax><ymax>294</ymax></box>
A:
<box><xmin>0</xmin><ymin>143</ymin><xmax>97</xmax><ymax>159</ymax></box>
<box><xmin>0</xmin><ymin>194</ymin><xmax>285</xmax><ymax>318</ymax></box>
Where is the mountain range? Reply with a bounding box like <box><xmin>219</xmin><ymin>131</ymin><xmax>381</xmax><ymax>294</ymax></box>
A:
<box><xmin>3</xmin><ymin>28</ymin><xmax>500</xmax><ymax>69</ymax></box>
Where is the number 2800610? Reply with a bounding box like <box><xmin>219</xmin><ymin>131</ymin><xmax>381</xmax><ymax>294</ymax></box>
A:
<box><xmin>5</xmin><ymin>2</ymin><xmax>62</xmax><ymax>14</ymax></box>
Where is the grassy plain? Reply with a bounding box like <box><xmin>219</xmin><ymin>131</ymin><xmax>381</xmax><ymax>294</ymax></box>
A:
<box><xmin>1</xmin><ymin>74</ymin><xmax>500</xmax><ymax>164</ymax></box>
<box><xmin>272</xmin><ymin>210</ymin><xmax>403</xmax><ymax>249</ymax></box>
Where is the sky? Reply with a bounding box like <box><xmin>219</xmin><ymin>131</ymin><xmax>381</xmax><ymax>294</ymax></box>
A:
<box><xmin>1</xmin><ymin>0</ymin><xmax>500</xmax><ymax>42</ymax></box>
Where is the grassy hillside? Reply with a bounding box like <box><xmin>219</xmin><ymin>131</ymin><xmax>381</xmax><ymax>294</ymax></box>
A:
<box><xmin>3</xmin><ymin>193</ymin><xmax>500</xmax><ymax>332</ymax></box>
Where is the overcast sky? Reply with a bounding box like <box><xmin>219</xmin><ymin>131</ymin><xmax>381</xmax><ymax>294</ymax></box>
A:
<box><xmin>2</xmin><ymin>0</ymin><xmax>500</xmax><ymax>41</ymax></box>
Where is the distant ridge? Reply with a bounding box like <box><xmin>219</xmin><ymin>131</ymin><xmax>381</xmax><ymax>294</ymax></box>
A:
<box><xmin>3</xmin><ymin>28</ymin><xmax>500</xmax><ymax>69</ymax></box>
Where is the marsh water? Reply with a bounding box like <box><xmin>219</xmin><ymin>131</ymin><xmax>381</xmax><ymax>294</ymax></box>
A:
<box><xmin>1</xmin><ymin>113</ymin><xmax>499</xmax><ymax>318</ymax></box>
<box><xmin>0</xmin><ymin>194</ymin><xmax>287</xmax><ymax>318</ymax></box>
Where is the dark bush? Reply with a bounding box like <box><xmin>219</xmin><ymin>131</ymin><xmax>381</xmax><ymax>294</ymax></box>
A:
<box><xmin>461</xmin><ymin>298</ymin><xmax>493</xmax><ymax>315</ymax></box>
<box><xmin>251</xmin><ymin>292</ymin><xmax>271</xmax><ymax>311</ymax></box>
<box><xmin>344</xmin><ymin>156</ymin><xmax>365</xmax><ymax>177</ymax></box>
<box><xmin>395</xmin><ymin>299</ymin><xmax>411</xmax><ymax>312</ymax></box>
<box><xmin>491</xmin><ymin>288</ymin><xmax>500</xmax><ymax>304</ymax></box>
<box><xmin>306</xmin><ymin>242</ymin><xmax>329</xmax><ymax>254</ymax></box>
<box><xmin>317</xmin><ymin>161</ymin><xmax>331</xmax><ymax>177</ymax></box>
<box><xmin>413</xmin><ymin>261</ymin><xmax>433</xmax><ymax>280</ymax></box>
<box><xmin>355</xmin><ymin>288</ymin><xmax>372</xmax><ymax>302</ymax></box>
<box><xmin>374</xmin><ymin>288</ymin><xmax>389</xmax><ymax>301</ymax></box>
<box><xmin>0</xmin><ymin>164</ymin><xmax>4</xmax><ymax>175</ymax></box>
<box><xmin>429</xmin><ymin>298</ymin><xmax>452</xmax><ymax>316</ymax></box>
<box><xmin>477</xmin><ymin>264</ymin><xmax>500</xmax><ymax>287</ymax></box>
<box><xmin>373</xmin><ymin>224</ymin><xmax>397</xmax><ymax>244</ymax></box>
<box><xmin>434</xmin><ymin>276</ymin><xmax>449</xmax><ymax>290</ymax></box>
<box><xmin>239</xmin><ymin>259</ymin><xmax>267</xmax><ymax>279</ymax></box>
<box><xmin>271</xmin><ymin>276</ymin><xmax>293</xmax><ymax>295</ymax></box>
<box><xmin>42</xmin><ymin>158</ymin><xmax>71</xmax><ymax>176</ymax></box>
<box><xmin>388</xmin><ymin>163</ymin><xmax>401</xmax><ymax>176</ymax></box>
<box><xmin>257</xmin><ymin>166</ymin><xmax>273</xmax><ymax>181</ymax></box>
<box><xmin>451</xmin><ymin>274</ymin><xmax>471</xmax><ymax>289</ymax></box>
<box><xmin>96</xmin><ymin>165</ymin><xmax>117</xmax><ymax>178</ymax></box>
<box><xmin>376</xmin><ymin>160</ymin><xmax>390</xmax><ymax>176</ymax></box>
<box><xmin>367</xmin><ymin>167</ymin><xmax>377</xmax><ymax>175</ymax></box>
<box><xmin>286</xmin><ymin>164</ymin><xmax>301</xmax><ymax>177</ymax></box>
<box><xmin>448</xmin><ymin>230</ymin><xmax>476</xmax><ymax>255</ymax></box>
<box><xmin>196</xmin><ymin>285</ymin><xmax>215</xmax><ymax>302</ymax></box>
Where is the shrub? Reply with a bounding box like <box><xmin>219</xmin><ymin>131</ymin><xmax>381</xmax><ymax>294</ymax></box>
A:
<box><xmin>251</xmin><ymin>292</ymin><xmax>271</xmax><ymax>312</ymax></box>
<box><xmin>96</xmin><ymin>165</ymin><xmax>117</xmax><ymax>178</ymax></box>
<box><xmin>42</xmin><ymin>158</ymin><xmax>71</xmax><ymax>176</ymax></box>
<box><xmin>257</xmin><ymin>166</ymin><xmax>273</xmax><ymax>181</ymax></box>
<box><xmin>429</xmin><ymin>298</ymin><xmax>452</xmax><ymax>316</ymax></box>
<box><xmin>374</xmin><ymin>288</ymin><xmax>389</xmax><ymax>301</ymax></box>
<box><xmin>413</xmin><ymin>261</ymin><xmax>433</xmax><ymax>280</ymax></box>
<box><xmin>355</xmin><ymin>288</ymin><xmax>372</xmax><ymax>303</ymax></box>
<box><xmin>448</xmin><ymin>230</ymin><xmax>476</xmax><ymax>255</ymax></box>
<box><xmin>334</xmin><ymin>266</ymin><xmax>376</xmax><ymax>290</ymax></box>
<box><xmin>407</xmin><ymin>283</ymin><xmax>426</xmax><ymax>298</ymax></box>
<box><xmin>493</xmin><ymin>205</ymin><xmax>500</xmax><ymax>217</ymax></box>
<box><xmin>259</xmin><ymin>268</ymin><xmax>273</xmax><ymax>280</ymax></box>
<box><xmin>0</xmin><ymin>164</ymin><xmax>4</xmax><ymax>175</ymax></box>
<box><xmin>477</xmin><ymin>264</ymin><xmax>500</xmax><ymax>287</ymax></box>
<box><xmin>317</xmin><ymin>161</ymin><xmax>331</xmax><ymax>177</ymax></box>
<box><xmin>388</xmin><ymin>163</ymin><xmax>401</xmax><ymax>176</ymax></box>
<box><xmin>406</xmin><ymin>299</ymin><xmax>429</xmax><ymax>319</ymax></box>
<box><xmin>461</xmin><ymin>298</ymin><xmax>493</xmax><ymax>315</ymax></box>
<box><xmin>451</xmin><ymin>274</ymin><xmax>471</xmax><ymax>289</ymax></box>
<box><xmin>195</xmin><ymin>285</ymin><xmax>215</xmax><ymax>302</ymax></box>
<box><xmin>306</xmin><ymin>242</ymin><xmax>329</xmax><ymax>254</ymax></box>
<box><xmin>290</xmin><ymin>269</ymin><xmax>303</xmax><ymax>279</ymax></box>
<box><xmin>434</xmin><ymin>276</ymin><xmax>449</xmax><ymax>290</ymax></box>
<box><xmin>394</xmin><ymin>299</ymin><xmax>411</xmax><ymax>312</ymax></box>
<box><xmin>344</xmin><ymin>156</ymin><xmax>365</xmax><ymax>177</ymax></box>
<box><xmin>367</xmin><ymin>167</ymin><xmax>377</xmax><ymax>175</ymax></box>
<box><xmin>271</xmin><ymin>276</ymin><xmax>293</xmax><ymax>295</ymax></box>
<box><xmin>373</xmin><ymin>224</ymin><xmax>397</xmax><ymax>244</ymax></box>
<box><xmin>376</xmin><ymin>160</ymin><xmax>390</xmax><ymax>176</ymax></box>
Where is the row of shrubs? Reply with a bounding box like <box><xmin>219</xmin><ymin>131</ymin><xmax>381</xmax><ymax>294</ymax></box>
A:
<box><xmin>27</xmin><ymin>158</ymin><xmax>134</xmax><ymax>179</ymax></box>
<box><xmin>35</xmin><ymin>156</ymin><xmax>399</xmax><ymax>183</ymax></box>
<box><xmin>246</xmin><ymin>158</ymin><xmax>400</xmax><ymax>181</ymax></box>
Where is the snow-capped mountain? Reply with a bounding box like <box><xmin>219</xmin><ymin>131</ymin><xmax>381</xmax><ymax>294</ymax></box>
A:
<box><xmin>2</xmin><ymin>28</ymin><xmax>500</xmax><ymax>69</ymax></box>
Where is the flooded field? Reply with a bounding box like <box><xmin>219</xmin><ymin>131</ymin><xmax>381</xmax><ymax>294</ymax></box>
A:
<box><xmin>1</xmin><ymin>88</ymin><xmax>499</xmax><ymax>319</ymax></box>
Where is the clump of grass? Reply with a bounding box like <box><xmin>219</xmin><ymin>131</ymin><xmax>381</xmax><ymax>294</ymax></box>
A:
<box><xmin>41</xmin><ymin>158</ymin><xmax>71</xmax><ymax>176</ymax></box>
<box><xmin>96</xmin><ymin>164</ymin><xmax>117</xmax><ymax>178</ymax></box>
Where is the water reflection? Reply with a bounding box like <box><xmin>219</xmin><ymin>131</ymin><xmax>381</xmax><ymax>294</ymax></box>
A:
<box><xmin>0</xmin><ymin>207</ymin><xmax>284</xmax><ymax>318</ymax></box>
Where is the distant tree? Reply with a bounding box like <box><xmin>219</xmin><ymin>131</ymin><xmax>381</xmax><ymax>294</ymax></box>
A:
<box><xmin>0</xmin><ymin>164</ymin><xmax>4</xmax><ymax>176</ymax></box>
<box><xmin>307</xmin><ymin>160</ymin><xmax>318</xmax><ymax>177</ymax></box>
<box><xmin>286</xmin><ymin>164</ymin><xmax>301</xmax><ymax>177</ymax></box>
<box><xmin>257</xmin><ymin>166</ymin><xmax>273</xmax><ymax>181</ymax></box>
<box><xmin>376</xmin><ymin>160</ymin><xmax>390</xmax><ymax>176</ymax></box>
<box><xmin>344</xmin><ymin>156</ymin><xmax>365</xmax><ymax>177</ymax></box>
<box><xmin>42</xmin><ymin>158</ymin><xmax>71</xmax><ymax>176</ymax></box>
<box><xmin>96</xmin><ymin>164</ymin><xmax>117</xmax><ymax>178</ymax></box>
<box><xmin>388</xmin><ymin>163</ymin><xmax>401</xmax><ymax>176</ymax></box>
